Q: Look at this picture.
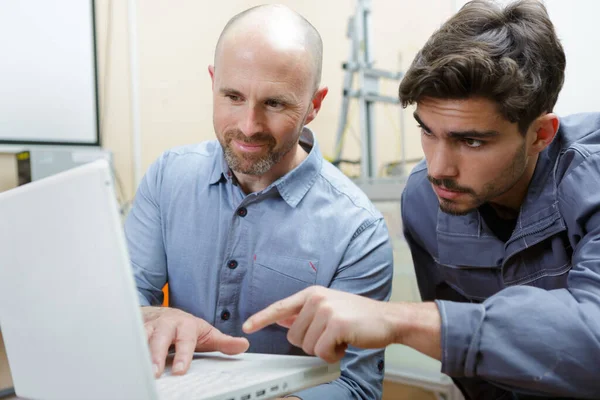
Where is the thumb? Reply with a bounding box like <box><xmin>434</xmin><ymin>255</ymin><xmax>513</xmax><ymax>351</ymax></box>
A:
<box><xmin>195</xmin><ymin>328</ymin><xmax>250</xmax><ymax>355</ymax></box>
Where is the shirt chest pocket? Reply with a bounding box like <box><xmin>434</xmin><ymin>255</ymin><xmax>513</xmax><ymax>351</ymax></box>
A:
<box><xmin>502</xmin><ymin>235</ymin><xmax>572</xmax><ymax>289</ymax></box>
<box><xmin>436</xmin><ymin>233</ymin><xmax>573</xmax><ymax>301</ymax></box>
<box><xmin>250</xmin><ymin>253</ymin><xmax>318</xmax><ymax>313</ymax></box>
<box><xmin>435</xmin><ymin>261</ymin><xmax>504</xmax><ymax>302</ymax></box>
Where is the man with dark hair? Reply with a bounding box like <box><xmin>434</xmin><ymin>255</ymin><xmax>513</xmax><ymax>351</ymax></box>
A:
<box><xmin>126</xmin><ymin>4</ymin><xmax>393</xmax><ymax>400</ymax></box>
<box><xmin>244</xmin><ymin>1</ymin><xmax>600</xmax><ymax>398</ymax></box>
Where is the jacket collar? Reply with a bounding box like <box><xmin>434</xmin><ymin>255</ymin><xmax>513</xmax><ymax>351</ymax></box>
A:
<box><xmin>436</xmin><ymin>137</ymin><xmax>566</xmax><ymax>266</ymax></box>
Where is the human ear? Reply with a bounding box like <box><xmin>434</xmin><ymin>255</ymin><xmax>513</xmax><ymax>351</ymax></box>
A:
<box><xmin>304</xmin><ymin>87</ymin><xmax>329</xmax><ymax>125</ymax></box>
<box><xmin>208</xmin><ymin>65</ymin><xmax>215</xmax><ymax>90</ymax></box>
<box><xmin>528</xmin><ymin>113</ymin><xmax>559</xmax><ymax>155</ymax></box>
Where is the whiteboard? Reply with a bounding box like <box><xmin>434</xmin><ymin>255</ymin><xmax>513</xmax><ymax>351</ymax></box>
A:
<box><xmin>453</xmin><ymin>0</ymin><xmax>600</xmax><ymax>116</ymax></box>
<box><xmin>0</xmin><ymin>0</ymin><xmax>99</xmax><ymax>145</ymax></box>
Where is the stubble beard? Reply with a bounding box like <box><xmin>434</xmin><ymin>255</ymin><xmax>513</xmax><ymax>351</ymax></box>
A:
<box><xmin>436</xmin><ymin>142</ymin><xmax>528</xmax><ymax>216</ymax></box>
<box><xmin>221</xmin><ymin>128</ymin><xmax>301</xmax><ymax>176</ymax></box>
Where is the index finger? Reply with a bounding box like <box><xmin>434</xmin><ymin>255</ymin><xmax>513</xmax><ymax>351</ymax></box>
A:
<box><xmin>148</xmin><ymin>323</ymin><xmax>177</xmax><ymax>377</ymax></box>
<box><xmin>171</xmin><ymin>325</ymin><xmax>199</xmax><ymax>375</ymax></box>
<box><xmin>242</xmin><ymin>288</ymin><xmax>312</xmax><ymax>333</ymax></box>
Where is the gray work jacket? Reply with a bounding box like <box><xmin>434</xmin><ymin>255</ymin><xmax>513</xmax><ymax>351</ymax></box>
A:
<box><xmin>401</xmin><ymin>113</ymin><xmax>600</xmax><ymax>399</ymax></box>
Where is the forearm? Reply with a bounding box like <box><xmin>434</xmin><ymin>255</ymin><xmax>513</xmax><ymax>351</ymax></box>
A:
<box><xmin>386</xmin><ymin>291</ymin><xmax>600</xmax><ymax>397</ymax></box>
<box><xmin>125</xmin><ymin>156</ymin><xmax>169</xmax><ymax>308</ymax></box>
<box><xmin>388</xmin><ymin>301</ymin><xmax>442</xmax><ymax>361</ymax></box>
<box><xmin>438</xmin><ymin>286</ymin><xmax>600</xmax><ymax>398</ymax></box>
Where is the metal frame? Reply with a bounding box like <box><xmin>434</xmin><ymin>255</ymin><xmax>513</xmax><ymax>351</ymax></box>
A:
<box><xmin>334</xmin><ymin>0</ymin><xmax>406</xmax><ymax>180</ymax></box>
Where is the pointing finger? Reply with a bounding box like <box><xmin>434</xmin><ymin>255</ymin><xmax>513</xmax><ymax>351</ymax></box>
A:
<box><xmin>243</xmin><ymin>288</ymin><xmax>313</xmax><ymax>333</ymax></box>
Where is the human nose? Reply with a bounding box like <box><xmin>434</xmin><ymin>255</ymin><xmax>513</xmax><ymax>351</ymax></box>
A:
<box><xmin>427</xmin><ymin>142</ymin><xmax>459</xmax><ymax>179</ymax></box>
<box><xmin>239</xmin><ymin>105</ymin><xmax>264</xmax><ymax>138</ymax></box>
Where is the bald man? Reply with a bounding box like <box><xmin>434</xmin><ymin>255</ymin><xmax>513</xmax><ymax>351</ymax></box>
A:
<box><xmin>125</xmin><ymin>5</ymin><xmax>393</xmax><ymax>399</ymax></box>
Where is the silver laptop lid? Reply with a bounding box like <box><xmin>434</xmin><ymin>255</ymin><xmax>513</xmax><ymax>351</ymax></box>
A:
<box><xmin>0</xmin><ymin>160</ymin><xmax>341</xmax><ymax>400</ymax></box>
<box><xmin>0</xmin><ymin>160</ymin><xmax>158</xmax><ymax>400</ymax></box>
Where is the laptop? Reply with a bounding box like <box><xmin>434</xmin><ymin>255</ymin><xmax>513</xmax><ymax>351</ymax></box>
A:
<box><xmin>0</xmin><ymin>160</ymin><xmax>339</xmax><ymax>400</ymax></box>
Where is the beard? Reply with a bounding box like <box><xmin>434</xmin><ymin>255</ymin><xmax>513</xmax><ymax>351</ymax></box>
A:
<box><xmin>429</xmin><ymin>141</ymin><xmax>528</xmax><ymax>216</ymax></box>
<box><xmin>220</xmin><ymin>128</ymin><xmax>301</xmax><ymax>176</ymax></box>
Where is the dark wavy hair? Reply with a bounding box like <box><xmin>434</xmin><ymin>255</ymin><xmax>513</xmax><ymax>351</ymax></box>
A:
<box><xmin>399</xmin><ymin>0</ymin><xmax>566</xmax><ymax>134</ymax></box>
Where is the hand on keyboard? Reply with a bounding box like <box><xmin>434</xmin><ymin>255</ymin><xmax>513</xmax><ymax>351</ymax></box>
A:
<box><xmin>142</xmin><ymin>306</ymin><xmax>250</xmax><ymax>378</ymax></box>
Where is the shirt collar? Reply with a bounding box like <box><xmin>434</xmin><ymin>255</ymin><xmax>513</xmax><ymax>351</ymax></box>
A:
<box><xmin>516</xmin><ymin>135</ymin><xmax>560</xmax><ymax>223</ymax></box>
<box><xmin>208</xmin><ymin>127</ymin><xmax>322</xmax><ymax>208</ymax></box>
<box><xmin>274</xmin><ymin>127</ymin><xmax>322</xmax><ymax>208</ymax></box>
<box><xmin>208</xmin><ymin>143</ymin><xmax>228</xmax><ymax>185</ymax></box>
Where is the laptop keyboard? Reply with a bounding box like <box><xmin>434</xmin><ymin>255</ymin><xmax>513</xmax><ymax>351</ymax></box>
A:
<box><xmin>156</xmin><ymin>366</ymin><xmax>270</xmax><ymax>400</ymax></box>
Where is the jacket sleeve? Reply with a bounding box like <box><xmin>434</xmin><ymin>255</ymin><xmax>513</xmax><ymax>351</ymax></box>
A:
<box><xmin>292</xmin><ymin>218</ymin><xmax>394</xmax><ymax>400</ymax></box>
<box><xmin>124</xmin><ymin>154</ymin><xmax>168</xmax><ymax>307</ymax></box>
<box><xmin>429</xmin><ymin>154</ymin><xmax>600</xmax><ymax>398</ymax></box>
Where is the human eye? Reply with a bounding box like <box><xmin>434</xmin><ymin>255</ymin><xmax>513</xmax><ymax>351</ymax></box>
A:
<box><xmin>418</xmin><ymin>125</ymin><xmax>432</xmax><ymax>136</ymax></box>
<box><xmin>265</xmin><ymin>99</ymin><xmax>285</xmax><ymax>110</ymax></box>
<box><xmin>463</xmin><ymin>138</ymin><xmax>484</xmax><ymax>148</ymax></box>
<box><xmin>225</xmin><ymin>93</ymin><xmax>242</xmax><ymax>102</ymax></box>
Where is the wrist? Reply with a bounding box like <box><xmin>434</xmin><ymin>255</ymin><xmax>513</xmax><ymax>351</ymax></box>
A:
<box><xmin>388</xmin><ymin>302</ymin><xmax>442</xmax><ymax>360</ymax></box>
<box><xmin>385</xmin><ymin>301</ymin><xmax>411</xmax><ymax>345</ymax></box>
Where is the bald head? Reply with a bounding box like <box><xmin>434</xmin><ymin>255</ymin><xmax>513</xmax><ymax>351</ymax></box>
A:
<box><xmin>214</xmin><ymin>4</ymin><xmax>323</xmax><ymax>90</ymax></box>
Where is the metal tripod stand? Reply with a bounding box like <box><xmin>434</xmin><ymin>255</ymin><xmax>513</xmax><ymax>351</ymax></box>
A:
<box><xmin>333</xmin><ymin>0</ymin><xmax>407</xmax><ymax>191</ymax></box>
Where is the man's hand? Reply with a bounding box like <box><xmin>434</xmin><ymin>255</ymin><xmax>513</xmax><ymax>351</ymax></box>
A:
<box><xmin>142</xmin><ymin>307</ymin><xmax>249</xmax><ymax>377</ymax></box>
<box><xmin>243</xmin><ymin>286</ymin><xmax>442</xmax><ymax>363</ymax></box>
<box><xmin>242</xmin><ymin>286</ymin><xmax>398</xmax><ymax>363</ymax></box>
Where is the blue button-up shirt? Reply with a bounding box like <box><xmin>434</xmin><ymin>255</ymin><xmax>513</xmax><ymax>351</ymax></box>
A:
<box><xmin>125</xmin><ymin>128</ymin><xmax>394</xmax><ymax>400</ymax></box>
<box><xmin>402</xmin><ymin>113</ymin><xmax>600</xmax><ymax>399</ymax></box>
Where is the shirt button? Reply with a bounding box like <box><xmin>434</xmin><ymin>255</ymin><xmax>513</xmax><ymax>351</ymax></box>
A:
<box><xmin>221</xmin><ymin>310</ymin><xmax>231</xmax><ymax>321</ymax></box>
<box><xmin>377</xmin><ymin>359</ymin><xmax>385</xmax><ymax>372</ymax></box>
<box><xmin>237</xmin><ymin>207</ymin><xmax>247</xmax><ymax>217</ymax></box>
<box><xmin>227</xmin><ymin>260</ymin><xmax>238</xmax><ymax>269</ymax></box>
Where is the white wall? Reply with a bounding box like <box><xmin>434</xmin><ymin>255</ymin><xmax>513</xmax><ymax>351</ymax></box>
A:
<box><xmin>454</xmin><ymin>0</ymin><xmax>600</xmax><ymax>116</ymax></box>
<box><xmin>545</xmin><ymin>0</ymin><xmax>600</xmax><ymax>115</ymax></box>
